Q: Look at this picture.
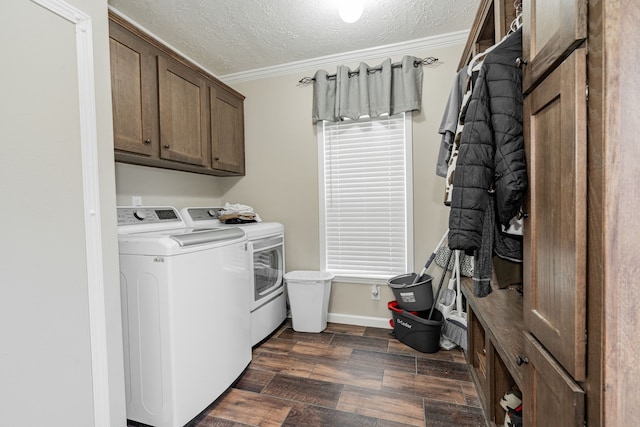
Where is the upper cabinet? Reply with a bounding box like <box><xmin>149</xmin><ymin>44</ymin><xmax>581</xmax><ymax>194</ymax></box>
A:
<box><xmin>521</xmin><ymin>0</ymin><xmax>587</xmax><ymax>93</ymax></box>
<box><xmin>209</xmin><ymin>83</ymin><xmax>245</xmax><ymax>175</ymax></box>
<box><xmin>157</xmin><ymin>56</ymin><xmax>208</xmax><ymax>167</ymax></box>
<box><xmin>108</xmin><ymin>12</ymin><xmax>246</xmax><ymax>176</ymax></box>
<box><xmin>109</xmin><ymin>22</ymin><xmax>156</xmax><ymax>157</ymax></box>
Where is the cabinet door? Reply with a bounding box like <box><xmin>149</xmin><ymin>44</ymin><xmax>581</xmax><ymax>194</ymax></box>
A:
<box><xmin>522</xmin><ymin>0</ymin><xmax>586</xmax><ymax>92</ymax></box>
<box><xmin>158</xmin><ymin>56</ymin><xmax>208</xmax><ymax>167</ymax></box>
<box><xmin>109</xmin><ymin>22</ymin><xmax>155</xmax><ymax>156</ymax></box>
<box><xmin>210</xmin><ymin>85</ymin><xmax>245</xmax><ymax>175</ymax></box>
<box><xmin>523</xmin><ymin>47</ymin><xmax>587</xmax><ymax>380</ymax></box>
<box><xmin>523</xmin><ymin>333</ymin><xmax>584</xmax><ymax>426</ymax></box>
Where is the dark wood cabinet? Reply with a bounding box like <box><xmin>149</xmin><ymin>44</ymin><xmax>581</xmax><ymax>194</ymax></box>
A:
<box><xmin>209</xmin><ymin>84</ymin><xmax>245</xmax><ymax>175</ymax></box>
<box><xmin>521</xmin><ymin>0</ymin><xmax>587</xmax><ymax>93</ymax></box>
<box><xmin>109</xmin><ymin>12</ymin><xmax>246</xmax><ymax>176</ymax></box>
<box><xmin>157</xmin><ymin>56</ymin><xmax>208</xmax><ymax>167</ymax></box>
<box><xmin>520</xmin><ymin>1</ymin><xmax>590</xmax><ymax>422</ymax></box>
<box><xmin>109</xmin><ymin>21</ymin><xmax>156</xmax><ymax>157</ymax></box>
<box><xmin>457</xmin><ymin>0</ymin><xmax>595</xmax><ymax>425</ymax></box>
<box><xmin>460</xmin><ymin>0</ymin><xmax>637</xmax><ymax>425</ymax></box>
<box><xmin>522</xmin><ymin>332</ymin><xmax>584</xmax><ymax>426</ymax></box>
<box><xmin>523</xmin><ymin>47</ymin><xmax>587</xmax><ymax>381</ymax></box>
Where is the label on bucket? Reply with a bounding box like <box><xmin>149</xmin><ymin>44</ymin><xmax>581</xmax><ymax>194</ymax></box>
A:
<box><xmin>399</xmin><ymin>292</ymin><xmax>416</xmax><ymax>303</ymax></box>
<box><xmin>397</xmin><ymin>318</ymin><xmax>412</xmax><ymax>329</ymax></box>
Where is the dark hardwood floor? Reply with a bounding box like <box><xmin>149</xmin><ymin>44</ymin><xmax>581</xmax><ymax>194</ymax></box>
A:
<box><xmin>188</xmin><ymin>320</ymin><xmax>486</xmax><ymax>427</ymax></box>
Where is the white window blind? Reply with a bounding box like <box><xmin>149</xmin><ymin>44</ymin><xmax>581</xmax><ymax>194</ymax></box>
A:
<box><xmin>318</xmin><ymin>113</ymin><xmax>413</xmax><ymax>281</ymax></box>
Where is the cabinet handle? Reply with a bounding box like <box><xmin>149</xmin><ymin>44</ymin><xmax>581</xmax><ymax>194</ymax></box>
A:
<box><xmin>144</xmin><ymin>138</ymin><xmax>151</xmax><ymax>144</ymax></box>
<box><xmin>516</xmin><ymin>355</ymin><xmax>529</xmax><ymax>366</ymax></box>
<box><xmin>213</xmin><ymin>157</ymin><xmax>220</xmax><ymax>161</ymax></box>
<box><xmin>515</xmin><ymin>57</ymin><xmax>528</xmax><ymax>68</ymax></box>
<box><xmin>163</xmin><ymin>144</ymin><xmax>170</xmax><ymax>149</ymax></box>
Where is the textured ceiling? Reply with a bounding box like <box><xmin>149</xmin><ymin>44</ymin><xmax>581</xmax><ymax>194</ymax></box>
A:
<box><xmin>108</xmin><ymin>0</ymin><xmax>478</xmax><ymax>77</ymax></box>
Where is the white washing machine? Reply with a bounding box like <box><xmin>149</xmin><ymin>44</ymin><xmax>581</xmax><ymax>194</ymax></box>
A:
<box><xmin>181</xmin><ymin>207</ymin><xmax>287</xmax><ymax>346</ymax></box>
<box><xmin>117</xmin><ymin>206</ymin><xmax>251</xmax><ymax>427</ymax></box>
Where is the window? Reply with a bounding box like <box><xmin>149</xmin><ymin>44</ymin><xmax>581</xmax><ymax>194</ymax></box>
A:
<box><xmin>318</xmin><ymin>113</ymin><xmax>413</xmax><ymax>282</ymax></box>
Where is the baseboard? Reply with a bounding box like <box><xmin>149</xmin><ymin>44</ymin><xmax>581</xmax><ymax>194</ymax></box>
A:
<box><xmin>327</xmin><ymin>312</ymin><xmax>392</xmax><ymax>329</ymax></box>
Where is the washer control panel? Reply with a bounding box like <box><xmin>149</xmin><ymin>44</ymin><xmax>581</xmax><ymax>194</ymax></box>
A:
<box><xmin>117</xmin><ymin>207</ymin><xmax>181</xmax><ymax>226</ymax></box>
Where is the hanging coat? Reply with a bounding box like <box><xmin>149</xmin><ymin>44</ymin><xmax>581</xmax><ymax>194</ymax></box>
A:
<box><xmin>448</xmin><ymin>28</ymin><xmax>527</xmax><ymax>251</ymax></box>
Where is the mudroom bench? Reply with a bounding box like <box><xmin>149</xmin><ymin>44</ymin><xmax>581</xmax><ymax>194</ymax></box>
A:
<box><xmin>462</xmin><ymin>278</ymin><xmax>523</xmax><ymax>426</ymax></box>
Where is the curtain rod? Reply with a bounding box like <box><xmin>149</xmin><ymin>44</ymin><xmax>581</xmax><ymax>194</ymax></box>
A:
<box><xmin>297</xmin><ymin>56</ymin><xmax>438</xmax><ymax>86</ymax></box>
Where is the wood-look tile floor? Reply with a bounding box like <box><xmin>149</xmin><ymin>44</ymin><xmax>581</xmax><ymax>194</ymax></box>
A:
<box><xmin>184</xmin><ymin>321</ymin><xmax>486</xmax><ymax>427</ymax></box>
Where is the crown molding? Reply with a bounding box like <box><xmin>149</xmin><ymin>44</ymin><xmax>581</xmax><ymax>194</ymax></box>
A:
<box><xmin>108</xmin><ymin>6</ymin><xmax>468</xmax><ymax>86</ymax></box>
<box><xmin>219</xmin><ymin>29</ymin><xmax>469</xmax><ymax>85</ymax></box>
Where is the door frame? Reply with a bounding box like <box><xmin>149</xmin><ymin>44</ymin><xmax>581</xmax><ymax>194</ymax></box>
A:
<box><xmin>31</xmin><ymin>1</ymin><xmax>111</xmax><ymax>426</ymax></box>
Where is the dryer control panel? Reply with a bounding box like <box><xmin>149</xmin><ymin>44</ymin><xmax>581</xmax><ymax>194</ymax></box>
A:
<box><xmin>184</xmin><ymin>207</ymin><xmax>225</xmax><ymax>221</ymax></box>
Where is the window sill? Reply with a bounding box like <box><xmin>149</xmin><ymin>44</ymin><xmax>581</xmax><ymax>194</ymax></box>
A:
<box><xmin>331</xmin><ymin>275</ymin><xmax>391</xmax><ymax>286</ymax></box>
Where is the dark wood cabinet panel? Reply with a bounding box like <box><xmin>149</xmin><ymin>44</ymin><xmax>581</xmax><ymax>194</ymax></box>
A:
<box><xmin>523</xmin><ymin>47</ymin><xmax>587</xmax><ymax>381</ymax></box>
<box><xmin>523</xmin><ymin>332</ymin><xmax>584</xmax><ymax>426</ymax></box>
<box><xmin>210</xmin><ymin>84</ymin><xmax>245</xmax><ymax>175</ymax></box>
<box><xmin>109</xmin><ymin>11</ymin><xmax>245</xmax><ymax>176</ymax></box>
<box><xmin>157</xmin><ymin>56</ymin><xmax>208</xmax><ymax>167</ymax></box>
<box><xmin>522</xmin><ymin>0</ymin><xmax>587</xmax><ymax>92</ymax></box>
<box><xmin>108</xmin><ymin>22</ymin><xmax>155</xmax><ymax>157</ymax></box>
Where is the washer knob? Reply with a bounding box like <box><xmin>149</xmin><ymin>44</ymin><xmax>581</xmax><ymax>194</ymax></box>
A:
<box><xmin>207</xmin><ymin>209</ymin><xmax>218</xmax><ymax>218</ymax></box>
<box><xmin>133</xmin><ymin>210</ymin><xmax>146</xmax><ymax>221</ymax></box>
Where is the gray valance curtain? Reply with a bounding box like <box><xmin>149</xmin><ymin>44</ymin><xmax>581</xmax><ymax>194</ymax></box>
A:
<box><xmin>312</xmin><ymin>56</ymin><xmax>423</xmax><ymax>124</ymax></box>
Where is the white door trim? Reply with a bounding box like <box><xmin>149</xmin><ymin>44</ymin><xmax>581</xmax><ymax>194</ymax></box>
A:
<box><xmin>30</xmin><ymin>1</ymin><xmax>110</xmax><ymax>426</ymax></box>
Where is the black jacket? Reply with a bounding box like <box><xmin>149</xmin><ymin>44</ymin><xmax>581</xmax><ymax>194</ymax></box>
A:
<box><xmin>448</xmin><ymin>28</ymin><xmax>527</xmax><ymax>251</ymax></box>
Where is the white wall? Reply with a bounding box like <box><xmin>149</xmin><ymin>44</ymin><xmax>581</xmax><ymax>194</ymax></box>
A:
<box><xmin>115</xmin><ymin>162</ymin><xmax>223</xmax><ymax>208</ymax></box>
<box><xmin>0</xmin><ymin>0</ymin><xmax>125</xmax><ymax>425</ymax></box>
<box><xmin>220</xmin><ymin>42</ymin><xmax>465</xmax><ymax>325</ymax></box>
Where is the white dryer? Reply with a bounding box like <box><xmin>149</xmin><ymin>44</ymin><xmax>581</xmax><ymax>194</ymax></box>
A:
<box><xmin>117</xmin><ymin>206</ymin><xmax>251</xmax><ymax>427</ymax></box>
<box><xmin>181</xmin><ymin>207</ymin><xmax>287</xmax><ymax>346</ymax></box>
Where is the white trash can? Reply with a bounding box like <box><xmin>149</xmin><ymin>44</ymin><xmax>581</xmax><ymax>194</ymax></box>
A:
<box><xmin>284</xmin><ymin>270</ymin><xmax>334</xmax><ymax>333</ymax></box>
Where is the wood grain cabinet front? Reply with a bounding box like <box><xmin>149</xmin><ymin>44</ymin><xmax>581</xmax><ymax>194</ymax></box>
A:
<box><xmin>522</xmin><ymin>0</ymin><xmax>587</xmax><ymax>93</ymax></box>
<box><xmin>157</xmin><ymin>56</ymin><xmax>208</xmax><ymax>167</ymax></box>
<box><xmin>108</xmin><ymin>12</ymin><xmax>246</xmax><ymax>176</ymax></box>
<box><xmin>209</xmin><ymin>84</ymin><xmax>245</xmax><ymax>175</ymax></box>
<box><xmin>523</xmin><ymin>332</ymin><xmax>585</xmax><ymax>426</ymax></box>
<box><xmin>523</xmin><ymin>47</ymin><xmax>587</xmax><ymax>382</ymax></box>
<box><xmin>109</xmin><ymin>21</ymin><xmax>156</xmax><ymax>157</ymax></box>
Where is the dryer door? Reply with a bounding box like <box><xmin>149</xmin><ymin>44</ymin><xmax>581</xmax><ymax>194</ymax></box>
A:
<box><xmin>250</xmin><ymin>236</ymin><xmax>284</xmax><ymax>303</ymax></box>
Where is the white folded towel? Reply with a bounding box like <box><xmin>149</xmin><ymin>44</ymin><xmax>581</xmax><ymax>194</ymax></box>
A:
<box><xmin>223</xmin><ymin>203</ymin><xmax>262</xmax><ymax>222</ymax></box>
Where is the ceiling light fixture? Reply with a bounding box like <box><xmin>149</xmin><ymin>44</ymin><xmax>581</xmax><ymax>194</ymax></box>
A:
<box><xmin>339</xmin><ymin>0</ymin><xmax>364</xmax><ymax>23</ymax></box>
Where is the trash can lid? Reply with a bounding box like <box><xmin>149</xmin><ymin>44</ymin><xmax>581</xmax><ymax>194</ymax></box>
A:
<box><xmin>284</xmin><ymin>270</ymin><xmax>334</xmax><ymax>281</ymax></box>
